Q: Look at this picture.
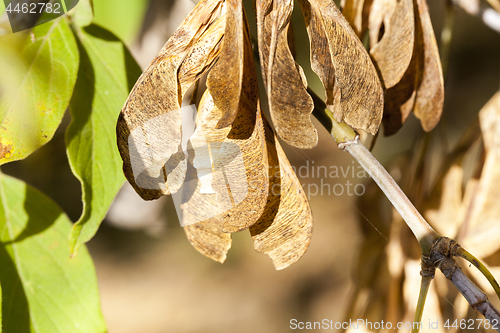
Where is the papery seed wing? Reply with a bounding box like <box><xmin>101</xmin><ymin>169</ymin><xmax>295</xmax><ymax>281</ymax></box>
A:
<box><xmin>342</xmin><ymin>0</ymin><xmax>366</xmax><ymax>36</ymax></box>
<box><xmin>383</xmin><ymin>0</ymin><xmax>443</xmax><ymax>134</ymax></box>
<box><xmin>256</xmin><ymin>0</ymin><xmax>318</xmax><ymax>149</ymax></box>
<box><xmin>369</xmin><ymin>0</ymin><xmax>414</xmax><ymax>88</ymax></box>
<box><xmin>117</xmin><ymin>0</ymin><xmax>223</xmax><ymax>200</ymax></box>
<box><xmin>300</xmin><ymin>0</ymin><xmax>384</xmax><ymax>135</ymax></box>
<box><xmin>178</xmin><ymin>15</ymin><xmax>226</xmax><ymax>98</ymax></box>
<box><xmin>180</xmin><ymin>90</ymin><xmax>269</xmax><ymax>233</ymax></box>
<box><xmin>412</xmin><ymin>0</ymin><xmax>444</xmax><ymax>131</ymax></box>
<box><xmin>250</xmin><ymin>118</ymin><xmax>313</xmax><ymax>270</ymax></box>
<box><xmin>183</xmin><ymin>89</ymin><xmax>270</xmax><ymax>261</ymax></box>
<box><xmin>207</xmin><ymin>0</ymin><xmax>256</xmax><ymax>131</ymax></box>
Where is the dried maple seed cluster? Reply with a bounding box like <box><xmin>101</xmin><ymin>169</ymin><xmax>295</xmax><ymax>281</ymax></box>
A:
<box><xmin>117</xmin><ymin>0</ymin><xmax>443</xmax><ymax>269</ymax></box>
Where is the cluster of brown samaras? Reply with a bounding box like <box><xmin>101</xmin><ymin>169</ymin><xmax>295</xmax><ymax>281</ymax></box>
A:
<box><xmin>116</xmin><ymin>0</ymin><xmax>444</xmax><ymax>269</ymax></box>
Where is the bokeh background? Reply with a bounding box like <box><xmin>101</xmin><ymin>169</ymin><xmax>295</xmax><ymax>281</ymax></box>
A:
<box><xmin>2</xmin><ymin>0</ymin><xmax>500</xmax><ymax>332</ymax></box>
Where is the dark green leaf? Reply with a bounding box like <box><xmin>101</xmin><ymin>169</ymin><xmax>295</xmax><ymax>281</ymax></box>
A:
<box><xmin>0</xmin><ymin>172</ymin><xmax>106</xmax><ymax>333</ymax></box>
<box><xmin>67</xmin><ymin>24</ymin><xmax>142</xmax><ymax>253</ymax></box>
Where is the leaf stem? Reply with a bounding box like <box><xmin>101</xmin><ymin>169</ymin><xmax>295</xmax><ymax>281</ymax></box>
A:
<box><xmin>343</xmin><ymin>141</ymin><xmax>439</xmax><ymax>254</ymax></box>
<box><xmin>309</xmin><ymin>88</ymin><xmax>439</xmax><ymax>254</ymax></box>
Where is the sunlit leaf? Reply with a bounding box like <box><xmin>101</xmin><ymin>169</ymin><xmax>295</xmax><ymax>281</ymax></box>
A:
<box><xmin>368</xmin><ymin>0</ymin><xmax>414</xmax><ymax>88</ymax></box>
<box><xmin>69</xmin><ymin>0</ymin><xmax>94</xmax><ymax>27</ymax></box>
<box><xmin>0</xmin><ymin>173</ymin><xmax>105</xmax><ymax>333</ymax></box>
<box><xmin>0</xmin><ymin>18</ymin><xmax>78</xmax><ymax>166</ymax></box>
<box><xmin>300</xmin><ymin>0</ymin><xmax>384</xmax><ymax>135</ymax></box>
<box><xmin>92</xmin><ymin>0</ymin><xmax>148</xmax><ymax>43</ymax></box>
<box><xmin>117</xmin><ymin>0</ymin><xmax>223</xmax><ymax>200</ymax></box>
<box><xmin>256</xmin><ymin>0</ymin><xmax>318</xmax><ymax>149</ymax></box>
<box><xmin>67</xmin><ymin>24</ymin><xmax>142</xmax><ymax>254</ymax></box>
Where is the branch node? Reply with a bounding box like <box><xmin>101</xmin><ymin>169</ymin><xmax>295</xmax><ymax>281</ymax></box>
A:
<box><xmin>428</xmin><ymin>237</ymin><xmax>461</xmax><ymax>280</ymax></box>
<box><xmin>420</xmin><ymin>255</ymin><xmax>436</xmax><ymax>278</ymax></box>
<box><xmin>337</xmin><ymin>135</ymin><xmax>360</xmax><ymax>150</ymax></box>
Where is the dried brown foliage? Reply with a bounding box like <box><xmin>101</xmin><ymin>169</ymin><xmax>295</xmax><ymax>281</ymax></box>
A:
<box><xmin>117</xmin><ymin>0</ymin><xmax>446</xmax><ymax>269</ymax></box>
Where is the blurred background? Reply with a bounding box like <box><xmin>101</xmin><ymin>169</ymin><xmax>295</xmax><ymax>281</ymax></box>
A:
<box><xmin>2</xmin><ymin>0</ymin><xmax>500</xmax><ymax>332</ymax></box>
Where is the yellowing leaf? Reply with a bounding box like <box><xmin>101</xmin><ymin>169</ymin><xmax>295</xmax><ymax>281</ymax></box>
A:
<box><xmin>300</xmin><ymin>0</ymin><xmax>384</xmax><ymax>135</ymax></box>
<box><xmin>0</xmin><ymin>18</ymin><xmax>78</xmax><ymax>165</ymax></box>
<box><xmin>369</xmin><ymin>0</ymin><xmax>414</xmax><ymax>88</ymax></box>
<box><xmin>256</xmin><ymin>0</ymin><xmax>318</xmax><ymax>149</ymax></box>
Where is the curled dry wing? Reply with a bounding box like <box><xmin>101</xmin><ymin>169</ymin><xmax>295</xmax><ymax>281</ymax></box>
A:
<box><xmin>383</xmin><ymin>0</ymin><xmax>444</xmax><ymax>135</ymax></box>
<box><xmin>186</xmin><ymin>89</ymin><xmax>269</xmax><ymax>234</ymax></box>
<box><xmin>183</xmin><ymin>90</ymin><xmax>270</xmax><ymax>261</ymax></box>
<box><xmin>207</xmin><ymin>0</ymin><xmax>256</xmax><ymax>131</ymax></box>
<box><xmin>250</xmin><ymin>119</ymin><xmax>314</xmax><ymax>270</ymax></box>
<box><xmin>342</xmin><ymin>0</ymin><xmax>366</xmax><ymax>36</ymax></box>
<box><xmin>368</xmin><ymin>0</ymin><xmax>414</xmax><ymax>88</ymax></box>
<box><xmin>256</xmin><ymin>0</ymin><xmax>318</xmax><ymax>149</ymax></box>
<box><xmin>412</xmin><ymin>0</ymin><xmax>444</xmax><ymax>131</ymax></box>
<box><xmin>184</xmin><ymin>90</ymin><xmax>314</xmax><ymax>268</ymax></box>
<box><xmin>116</xmin><ymin>0</ymin><xmax>223</xmax><ymax>200</ymax></box>
<box><xmin>300</xmin><ymin>0</ymin><xmax>384</xmax><ymax>135</ymax></box>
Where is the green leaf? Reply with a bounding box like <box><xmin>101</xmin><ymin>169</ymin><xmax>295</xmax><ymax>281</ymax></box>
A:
<box><xmin>0</xmin><ymin>172</ymin><xmax>106</xmax><ymax>333</ymax></box>
<box><xmin>92</xmin><ymin>0</ymin><xmax>148</xmax><ymax>43</ymax></box>
<box><xmin>68</xmin><ymin>0</ymin><xmax>94</xmax><ymax>27</ymax></box>
<box><xmin>0</xmin><ymin>18</ymin><xmax>79</xmax><ymax>166</ymax></box>
<box><xmin>67</xmin><ymin>24</ymin><xmax>142</xmax><ymax>254</ymax></box>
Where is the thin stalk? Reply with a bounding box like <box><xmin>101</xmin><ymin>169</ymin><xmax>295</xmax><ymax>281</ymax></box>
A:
<box><xmin>456</xmin><ymin>247</ymin><xmax>500</xmax><ymax>300</ymax></box>
<box><xmin>344</xmin><ymin>142</ymin><xmax>439</xmax><ymax>254</ymax></box>
<box><xmin>309</xmin><ymin>88</ymin><xmax>439</xmax><ymax>254</ymax></box>
<box><xmin>412</xmin><ymin>276</ymin><xmax>433</xmax><ymax>333</ymax></box>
